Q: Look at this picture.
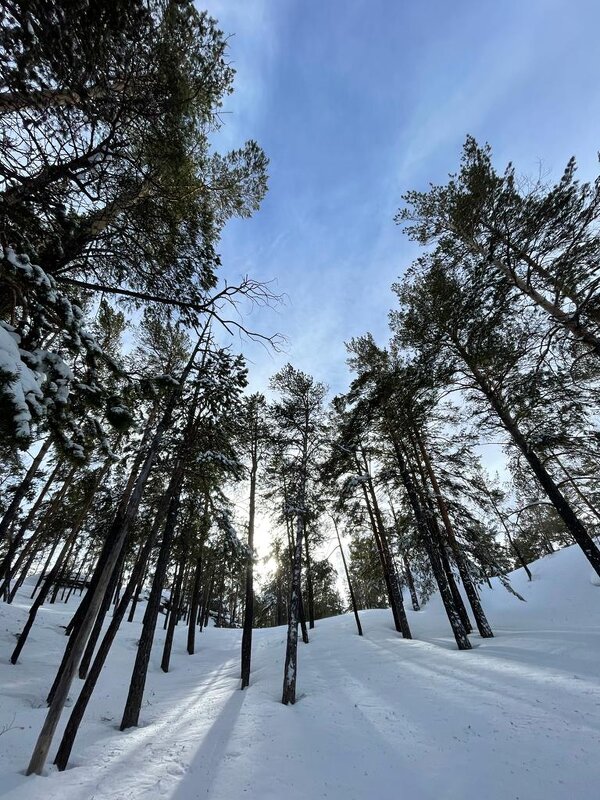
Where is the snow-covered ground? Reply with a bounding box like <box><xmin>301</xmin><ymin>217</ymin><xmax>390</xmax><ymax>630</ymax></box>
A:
<box><xmin>1</xmin><ymin>545</ymin><xmax>599</xmax><ymax>800</ymax></box>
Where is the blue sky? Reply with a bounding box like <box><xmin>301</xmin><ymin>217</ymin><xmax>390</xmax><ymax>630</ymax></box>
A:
<box><xmin>204</xmin><ymin>0</ymin><xmax>600</xmax><ymax>396</ymax></box>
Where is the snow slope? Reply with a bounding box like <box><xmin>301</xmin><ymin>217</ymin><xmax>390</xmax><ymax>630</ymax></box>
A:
<box><xmin>1</xmin><ymin>544</ymin><xmax>599</xmax><ymax>800</ymax></box>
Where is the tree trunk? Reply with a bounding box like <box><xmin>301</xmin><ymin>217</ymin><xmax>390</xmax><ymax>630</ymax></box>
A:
<box><xmin>0</xmin><ymin>438</ymin><xmax>51</xmax><ymax>542</ymax></box>
<box><xmin>389</xmin><ymin>432</ymin><xmax>471</xmax><ymax>650</ymax></box>
<box><xmin>357</xmin><ymin>451</ymin><xmax>411</xmax><ymax>638</ymax></box>
<box><xmin>161</xmin><ymin>551</ymin><xmax>186</xmax><ymax>673</ymax></box>
<box><xmin>332</xmin><ymin>517</ymin><xmax>363</xmax><ymax>635</ymax></box>
<box><xmin>457</xmin><ymin>343</ymin><xmax>600</xmax><ymax>578</ymax></box>
<box><xmin>0</xmin><ymin>458</ymin><xmax>61</xmax><ymax>588</ymax></box>
<box><xmin>78</xmin><ymin>546</ymin><xmax>127</xmax><ymax>680</ymax></box>
<box><xmin>2</xmin><ymin>464</ymin><xmax>76</xmax><ymax>600</ymax></box>
<box><xmin>282</xmin><ymin>510</ymin><xmax>305</xmax><ymax>705</ymax></box>
<box><xmin>187</xmin><ymin>555</ymin><xmax>202</xmax><ymax>655</ymax></box>
<box><xmin>403</xmin><ymin>554</ymin><xmax>420</xmax><ymax>611</ymax></box>
<box><xmin>120</xmin><ymin>478</ymin><xmax>183</xmax><ymax>730</ymax></box>
<box><xmin>241</xmin><ymin>440</ymin><xmax>258</xmax><ymax>687</ymax></box>
<box><xmin>54</xmin><ymin>523</ymin><xmax>157</xmax><ymax>770</ymax></box>
<box><xmin>412</xmin><ymin>428</ymin><xmax>493</xmax><ymax>637</ymax></box>
<box><xmin>303</xmin><ymin>528</ymin><xmax>316</xmax><ymax>630</ymax></box>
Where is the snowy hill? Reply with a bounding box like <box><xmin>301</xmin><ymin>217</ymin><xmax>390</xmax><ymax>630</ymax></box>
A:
<box><xmin>1</xmin><ymin>545</ymin><xmax>599</xmax><ymax>800</ymax></box>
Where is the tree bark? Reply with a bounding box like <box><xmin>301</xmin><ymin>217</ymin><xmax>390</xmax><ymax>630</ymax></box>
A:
<box><xmin>389</xmin><ymin>431</ymin><xmax>471</xmax><ymax>650</ymax></box>
<box><xmin>241</xmin><ymin>433</ymin><xmax>258</xmax><ymax>688</ymax></box>
<box><xmin>187</xmin><ymin>555</ymin><xmax>203</xmax><ymax>655</ymax></box>
<box><xmin>161</xmin><ymin>550</ymin><xmax>186</xmax><ymax>673</ymax></box>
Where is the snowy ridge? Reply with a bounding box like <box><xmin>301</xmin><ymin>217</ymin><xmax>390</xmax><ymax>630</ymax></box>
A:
<box><xmin>1</xmin><ymin>544</ymin><xmax>599</xmax><ymax>800</ymax></box>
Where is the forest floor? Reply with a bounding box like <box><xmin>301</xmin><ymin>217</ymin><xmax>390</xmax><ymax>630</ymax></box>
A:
<box><xmin>1</xmin><ymin>545</ymin><xmax>600</xmax><ymax>800</ymax></box>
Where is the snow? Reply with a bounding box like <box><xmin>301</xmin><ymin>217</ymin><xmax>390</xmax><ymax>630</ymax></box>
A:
<box><xmin>1</xmin><ymin>545</ymin><xmax>599</xmax><ymax>799</ymax></box>
<box><xmin>0</xmin><ymin>324</ymin><xmax>44</xmax><ymax>440</ymax></box>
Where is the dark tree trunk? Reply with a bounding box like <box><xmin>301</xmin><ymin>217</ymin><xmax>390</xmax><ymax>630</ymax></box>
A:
<box><xmin>303</xmin><ymin>529</ymin><xmax>315</xmax><ymax>629</ymax></box>
<box><xmin>49</xmin><ymin>536</ymin><xmax>78</xmax><ymax>604</ymax></box>
<box><xmin>402</xmin><ymin>554</ymin><xmax>420</xmax><ymax>611</ymax></box>
<box><xmin>120</xmin><ymin>479</ymin><xmax>183</xmax><ymax>730</ymax></box>
<box><xmin>357</xmin><ymin>452</ymin><xmax>411</xmax><ymax>638</ymax></box>
<box><xmin>0</xmin><ymin>458</ymin><xmax>62</xmax><ymax>589</ymax></box>
<box><xmin>54</xmin><ymin>525</ymin><xmax>157</xmax><ymax>770</ymax></box>
<box><xmin>241</xmin><ymin>440</ymin><xmax>258</xmax><ymax>688</ymax></box>
<box><xmin>78</xmin><ymin>546</ymin><xmax>127</xmax><ymax>680</ymax></box>
<box><xmin>187</xmin><ymin>555</ymin><xmax>202</xmax><ymax>655</ymax></box>
<box><xmin>201</xmin><ymin>569</ymin><xmax>215</xmax><ymax>631</ymax></box>
<box><xmin>2</xmin><ymin>464</ymin><xmax>76</xmax><ymax>600</ymax></box>
<box><xmin>298</xmin><ymin>591</ymin><xmax>309</xmax><ymax>644</ymax></box>
<box><xmin>161</xmin><ymin>551</ymin><xmax>186</xmax><ymax>673</ymax></box>
<box><xmin>459</xmin><ymin>346</ymin><xmax>600</xmax><ymax>578</ymax></box>
<box><xmin>0</xmin><ymin>438</ymin><xmax>51</xmax><ymax>542</ymax></box>
<box><xmin>282</xmin><ymin>510</ymin><xmax>305</xmax><ymax>705</ymax></box>
<box><xmin>276</xmin><ymin>569</ymin><xmax>285</xmax><ymax>626</ymax></box>
<box><xmin>332</xmin><ymin>517</ymin><xmax>363</xmax><ymax>635</ymax></box>
<box><xmin>413</xmin><ymin>428</ymin><xmax>494</xmax><ymax>638</ymax></box>
<box><xmin>215</xmin><ymin>565</ymin><xmax>226</xmax><ymax>628</ymax></box>
<box><xmin>11</xmin><ymin>527</ymin><xmax>79</xmax><ymax>663</ymax></box>
<box><xmin>389</xmin><ymin>432</ymin><xmax>471</xmax><ymax>650</ymax></box>
<box><xmin>406</xmin><ymin>435</ymin><xmax>473</xmax><ymax>634</ymax></box>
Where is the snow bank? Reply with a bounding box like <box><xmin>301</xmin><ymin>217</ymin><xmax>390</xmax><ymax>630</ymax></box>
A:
<box><xmin>0</xmin><ymin>544</ymin><xmax>599</xmax><ymax>800</ymax></box>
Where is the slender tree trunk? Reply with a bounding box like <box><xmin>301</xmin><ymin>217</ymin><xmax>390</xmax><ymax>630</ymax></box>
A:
<box><xmin>0</xmin><ymin>458</ymin><xmax>62</xmax><ymax>588</ymax></box>
<box><xmin>407</xmin><ymin>443</ymin><xmax>473</xmax><ymax>634</ymax></box>
<box><xmin>0</xmin><ymin>438</ymin><xmax>51</xmax><ymax>542</ymax></box>
<box><xmin>187</xmin><ymin>555</ymin><xmax>203</xmax><ymax>655</ymax></box>
<box><xmin>241</xmin><ymin>440</ymin><xmax>258</xmax><ymax>688</ymax></box>
<box><xmin>360</xmin><ymin>480</ymin><xmax>402</xmax><ymax>631</ymax></box>
<box><xmin>389</xmin><ymin>431</ymin><xmax>471</xmax><ymax>650</ymax></box>
<box><xmin>54</xmin><ymin>523</ymin><xmax>157</xmax><ymax>770</ymax></box>
<box><xmin>2</xmin><ymin>464</ymin><xmax>76</xmax><ymax>599</ymax></box>
<box><xmin>413</xmin><ymin>428</ymin><xmax>493</xmax><ymax>637</ymax></box>
<box><xmin>332</xmin><ymin>517</ymin><xmax>363</xmax><ymax>635</ymax></box>
<box><xmin>551</xmin><ymin>451</ymin><xmax>600</xmax><ymax>525</ymax></box>
<box><xmin>282</xmin><ymin>510</ymin><xmax>305</xmax><ymax>705</ymax></box>
<box><xmin>8</xmin><ymin>534</ymin><xmax>54</xmax><ymax>603</ymax></box>
<box><xmin>49</xmin><ymin>536</ymin><xmax>78</xmax><ymax>604</ymax></box>
<box><xmin>484</xmin><ymin>488</ymin><xmax>533</xmax><ymax>580</ymax></box>
<box><xmin>457</xmin><ymin>343</ymin><xmax>600</xmax><ymax>578</ymax></box>
<box><xmin>120</xmin><ymin>479</ymin><xmax>182</xmax><ymax>730</ymax></box>
<box><xmin>64</xmin><ymin>542</ymin><xmax>94</xmax><ymax>603</ymax></box>
<box><xmin>78</xmin><ymin>546</ymin><xmax>127</xmax><ymax>680</ymax></box>
<box><xmin>303</xmin><ymin>528</ymin><xmax>315</xmax><ymax>630</ymax></box>
<box><xmin>468</xmin><ymin>237</ymin><xmax>600</xmax><ymax>356</ymax></box>
<box><xmin>276</xmin><ymin>568</ymin><xmax>285</xmax><ymax>626</ymax></box>
<box><xmin>215</xmin><ymin>565</ymin><xmax>226</xmax><ymax>627</ymax></box>
<box><xmin>357</xmin><ymin>451</ymin><xmax>411</xmax><ymax>638</ymax></box>
<box><xmin>480</xmin><ymin>221</ymin><xmax>600</xmax><ymax>328</ymax></box>
<box><xmin>403</xmin><ymin>554</ymin><xmax>420</xmax><ymax>611</ymax></box>
<box><xmin>298</xmin><ymin>592</ymin><xmax>309</xmax><ymax>644</ymax></box>
<box><xmin>282</xmin><ymin>410</ymin><xmax>310</xmax><ymax>706</ymax></box>
<box><xmin>11</xmin><ymin>525</ymin><xmax>80</xmax><ymax>663</ymax></box>
<box><xmin>161</xmin><ymin>551</ymin><xmax>186</xmax><ymax>673</ymax></box>
<box><xmin>201</xmin><ymin>569</ymin><xmax>215</xmax><ymax>631</ymax></box>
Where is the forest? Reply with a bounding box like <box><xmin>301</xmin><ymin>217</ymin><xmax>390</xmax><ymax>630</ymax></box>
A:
<box><xmin>1</xmin><ymin>2</ymin><xmax>599</xmax><ymax>798</ymax></box>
